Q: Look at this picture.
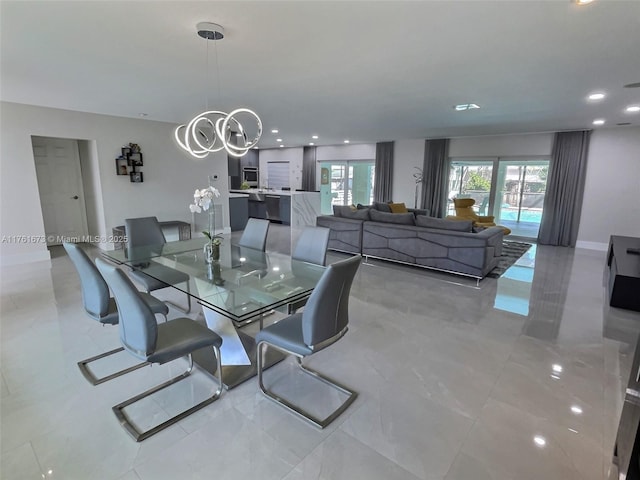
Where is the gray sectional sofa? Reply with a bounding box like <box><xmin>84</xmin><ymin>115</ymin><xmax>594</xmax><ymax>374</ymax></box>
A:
<box><xmin>316</xmin><ymin>204</ymin><xmax>504</xmax><ymax>280</ymax></box>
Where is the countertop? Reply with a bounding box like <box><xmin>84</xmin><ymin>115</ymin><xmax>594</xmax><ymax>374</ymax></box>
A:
<box><xmin>229</xmin><ymin>189</ymin><xmax>319</xmax><ymax>197</ymax></box>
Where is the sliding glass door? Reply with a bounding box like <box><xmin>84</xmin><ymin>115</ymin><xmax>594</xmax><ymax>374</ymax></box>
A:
<box><xmin>319</xmin><ymin>161</ymin><xmax>375</xmax><ymax>214</ymax></box>
<box><xmin>494</xmin><ymin>161</ymin><xmax>548</xmax><ymax>237</ymax></box>
<box><xmin>448</xmin><ymin>158</ymin><xmax>549</xmax><ymax>238</ymax></box>
<box><xmin>448</xmin><ymin>161</ymin><xmax>494</xmax><ymax>216</ymax></box>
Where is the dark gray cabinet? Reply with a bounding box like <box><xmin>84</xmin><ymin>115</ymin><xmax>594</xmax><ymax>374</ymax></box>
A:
<box><xmin>240</xmin><ymin>149</ymin><xmax>259</xmax><ymax>168</ymax></box>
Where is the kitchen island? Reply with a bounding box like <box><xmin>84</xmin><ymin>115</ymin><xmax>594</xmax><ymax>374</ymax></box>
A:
<box><xmin>230</xmin><ymin>189</ymin><xmax>321</xmax><ymax>245</ymax></box>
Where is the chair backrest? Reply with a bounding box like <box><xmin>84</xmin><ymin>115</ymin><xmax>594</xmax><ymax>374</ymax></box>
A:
<box><xmin>63</xmin><ymin>242</ymin><xmax>112</xmax><ymax>319</ymax></box>
<box><xmin>95</xmin><ymin>258</ymin><xmax>158</xmax><ymax>360</ymax></box>
<box><xmin>125</xmin><ymin>217</ymin><xmax>166</xmax><ymax>250</ymax></box>
<box><xmin>292</xmin><ymin>226</ymin><xmax>330</xmax><ymax>266</ymax></box>
<box><xmin>301</xmin><ymin>255</ymin><xmax>361</xmax><ymax>349</ymax></box>
<box><xmin>453</xmin><ymin>198</ymin><xmax>479</xmax><ymax>221</ymax></box>
<box><xmin>238</xmin><ymin>218</ymin><xmax>270</xmax><ymax>251</ymax></box>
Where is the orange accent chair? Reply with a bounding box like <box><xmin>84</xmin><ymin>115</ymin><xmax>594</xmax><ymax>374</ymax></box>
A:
<box><xmin>447</xmin><ymin>198</ymin><xmax>511</xmax><ymax>235</ymax></box>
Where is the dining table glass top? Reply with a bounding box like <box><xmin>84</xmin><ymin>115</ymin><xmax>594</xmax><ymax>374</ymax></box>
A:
<box><xmin>102</xmin><ymin>237</ymin><xmax>326</xmax><ymax>322</ymax></box>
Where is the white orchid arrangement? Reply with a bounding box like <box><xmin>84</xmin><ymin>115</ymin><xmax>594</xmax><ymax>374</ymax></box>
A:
<box><xmin>189</xmin><ymin>186</ymin><xmax>220</xmax><ymax>213</ymax></box>
<box><xmin>189</xmin><ymin>186</ymin><xmax>222</xmax><ymax>244</ymax></box>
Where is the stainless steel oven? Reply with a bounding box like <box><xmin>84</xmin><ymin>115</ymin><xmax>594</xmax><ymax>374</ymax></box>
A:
<box><xmin>242</xmin><ymin>167</ymin><xmax>259</xmax><ymax>187</ymax></box>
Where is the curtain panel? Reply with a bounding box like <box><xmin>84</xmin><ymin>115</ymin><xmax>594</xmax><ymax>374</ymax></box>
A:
<box><xmin>302</xmin><ymin>146</ymin><xmax>317</xmax><ymax>191</ymax></box>
<box><xmin>374</xmin><ymin>141</ymin><xmax>394</xmax><ymax>202</ymax></box>
<box><xmin>421</xmin><ymin>138</ymin><xmax>449</xmax><ymax>217</ymax></box>
<box><xmin>537</xmin><ymin>130</ymin><xmax>591</xmax><ymax>247</ymax></box>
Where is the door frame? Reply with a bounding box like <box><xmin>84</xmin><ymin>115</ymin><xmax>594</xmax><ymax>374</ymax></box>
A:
<box><xmin>32</xmin><ymin>135</ymin><xmax>90</xmax><ymax>245</ymax></box>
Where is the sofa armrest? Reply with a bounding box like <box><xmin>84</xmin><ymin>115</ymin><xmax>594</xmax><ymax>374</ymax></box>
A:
<box><xmin>477</xmin><ymin>215</ymin><xmax>495</xmax><ymax>223</ymax></box>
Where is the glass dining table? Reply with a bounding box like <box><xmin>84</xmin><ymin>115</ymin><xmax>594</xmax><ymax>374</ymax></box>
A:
<box><xmin>102</xmin><ymin>237</ymin><xmax>326</xmax><ymax>389</ymax></box>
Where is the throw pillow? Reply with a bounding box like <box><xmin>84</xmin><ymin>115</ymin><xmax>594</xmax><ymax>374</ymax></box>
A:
<box><xmin>369</xmin><ymin>209</ymin><xmax>415</xmax><ymax>225</ymax></box>
<box><xmin>356</xmin><ymin>203</ymin><xmax>371</xmax><ymax>210</ymax></box>
<box><xmin>373</xmin><ymin>201</ymin><xmax>392</xmax><ymax>213</ymax></box>
<box><xmin>388</xmin><ymin>202</ymin><xmax>409</xmax><ymax>213</ymax></box>
<box><xmin>415</xmin><ymin>215</ymin><xmax>473</xmax><ymax>232</ymax></box>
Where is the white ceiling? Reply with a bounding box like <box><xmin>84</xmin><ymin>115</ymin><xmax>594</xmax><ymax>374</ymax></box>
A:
<box><xmin>2</xmin><ymin>1</ymin><xmax>639</xmax><ymax>149</ymax></box>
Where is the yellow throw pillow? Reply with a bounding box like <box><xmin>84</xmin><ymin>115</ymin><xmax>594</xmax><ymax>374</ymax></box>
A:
<box><xmin>388</xmin><ymin>202</ymin><xmax>408</xmax><ymax>213</ymax></box>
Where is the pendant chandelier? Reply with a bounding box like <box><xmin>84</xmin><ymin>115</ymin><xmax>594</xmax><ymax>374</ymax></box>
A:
<box><xmin>174</xmin><ymin>22</ymin><xmax>262</xmax><ymax>159</ymax></box>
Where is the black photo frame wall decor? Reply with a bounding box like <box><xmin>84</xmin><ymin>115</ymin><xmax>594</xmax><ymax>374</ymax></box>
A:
<box><xmin>116</xmin><ymin>157</ymin><xmax>129</xmax><ymax>175</ymax></box>
<box><xmin>115</xmin><ymin>143</ymin><xmax>144</xmax><ymax>182</ymax></box>
<box><xmin>128</xmin><ymin>152</ymin><xmax>143</xmax><ymax>167</ymax></box>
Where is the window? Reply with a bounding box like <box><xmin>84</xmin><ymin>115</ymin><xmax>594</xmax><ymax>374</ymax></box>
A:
<box><xmin>319</xmin><ymin>160</ymin><xmax>375</xmax><ymax>215</ymax></box>
<box><xmin>266</xmin><ymin>161</ymin><xmax>289</xmax><ymax>190</ymax></box>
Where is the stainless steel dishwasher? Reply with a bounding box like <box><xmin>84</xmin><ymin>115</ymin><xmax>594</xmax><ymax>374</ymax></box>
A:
<box><xmin>266</xmin><ymin>195</ymin><xmax>280</xmax><ymax>222</ymax></box>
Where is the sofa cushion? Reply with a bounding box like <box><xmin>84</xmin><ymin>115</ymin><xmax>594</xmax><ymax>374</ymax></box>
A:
<box><xmin>389</xmin><ymin>202</ymin><xmax>409</xmax><ymax>213</ymax></box>
<box><xmin>342</xmin><ymin>208</ymin><xmax>370</xmax><ymax>220</ymax></box>
<box><xmin>373</xmin><ymin>202</ymin><xmax>392</xmax><ymax>213</ymax></box>
<box><xmin>333</xmin><ymin>205</ymin><xmax>352</xmax><ymax>217</ymax></box>
<box><xmin>415</xmin><ymin>215</ymin><xmax>473</xmax><ymax>232</ymax></box>
<box><xmin>333</xmin><ymin>205</ymin><xmax>369</xmax><ymax>219</ymax></box>
<box><xmin>369</xmin><ymin>209</ymin><xmax>415</xmax><ymax>225</ymax></box>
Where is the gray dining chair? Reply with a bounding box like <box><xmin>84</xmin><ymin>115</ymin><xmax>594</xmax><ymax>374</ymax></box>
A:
<box><xmin>287</xmin><ymin>226</ymin><xmax>331</xmax><ymax>313</ymax></box>
<box><xmin>238</xmin><ymin>218</ymin><xmax>270</xmax><ymax>251</ymax></box>
<box><xmin>63</xmin><ymin>242</ymin><xmax>169</xmax><ymax>385</ymax></box>
<box><xmin>96</xmin><ymin>258</ymin><xmax>223</xmax><ymax>442</ymax></box>
<box><xmin>255</xmin><ymin>254</ymin><xmax>361</xmax><ymax>428</ymax></box>
<box><xmin>292</xmin><ymin>226</ymin><xmax>330</xmax><ymax>266</ymax></box>
<box><xmin>125</xmin><ymin>216</ymin><xmax>191</xmax><ymax>313</ymax></box>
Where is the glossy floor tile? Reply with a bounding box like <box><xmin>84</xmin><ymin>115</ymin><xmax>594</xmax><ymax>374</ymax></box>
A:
<box><xmin>1</xmin><ymin>225</ymin><xmax>639</xmax><ymax>480</ymax></box>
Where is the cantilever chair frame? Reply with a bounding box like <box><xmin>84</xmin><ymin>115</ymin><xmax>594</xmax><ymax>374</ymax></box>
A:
<box><xmin>64</xmin><ymin>242</ymin><xmax>168</xmax><ymax>386</ymax></box>
<box><xmin>96</xmin><ymin>258</ymin><xmax>223</xmax><ymax>442</ymax></box>
<box><xmin>256</xmin><ymin>254</ymin><xmax>361</xmax><ymax>429</ymax></box>
<box><xmin>256</xmin><ymin>328</ymin><xmax>357</xmax><ymax>429</ymax></box>
<box><xmin>113</xmin><ymin>351</ymin><xmax>222</xmax><ymax>442</ymax></box>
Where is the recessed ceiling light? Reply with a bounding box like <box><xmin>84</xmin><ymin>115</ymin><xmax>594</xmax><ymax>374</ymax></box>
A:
<box><xmin>587</xmin><ymin>92</ymin><xmax>605</xmax><ymax>101</ymax></box>
<box><xmin>309</xmin><ymin>142</ymin><xmax>315</xmax><ymax>146</ymax></box>
<box><xmin>276</xmin><ymin>138</ymin><xmax>283</xmax><ymax>142</ymax></box>
<box><xmin>312</xmin><ymin>135</ymin><xmax>319</xmax><ymax>139</ymax></box>
<box><xmin>552</xmin><ymin>364</ymin><xmax>563</xmax><ymax>373</ymax></box>
<box><xmin>343</xmin><ymin>140</ymin><xmax>350</xmax><ymax>144</ymax></box>
<box><xmin>575</xmin><ymin>0</ymin><xmax>594</xmax><ymax>5</ymax></box>
<box><xmin>571</xmin><ymin>405</ymin><xmax>583</xmax><ymax>415</ymax></box>
<box><xmin>454</xmin><ymin>103</ymin><xmax>480</xmax><ymax>111</ymax></box>
<box><xmin>625</xmin><ymin>105</ymin><xmax>640</xmax><ymax>113</ymax></box>
<box><xmin>271</xmin><ymin>129</ymin><xmax>279</xmax><ymax>133</ymax></box>
<box><xmin>593</xmin><ymin>119</ymin><xmax>605</xmax><ymax>125</ymax></box>
<box><xmin>235</xmin><ymin>132</ymin><xmax>243</xmax><ymax>137</ymax></box>
<box><xmin>533</xmin><ymin>436</ymin><xmax>547</xmax><ymax>447</ymax></box>
<box><xmin>279</xmin><ymin>144</ymin><xmax>284</xmax><ymax>148</ymax></box>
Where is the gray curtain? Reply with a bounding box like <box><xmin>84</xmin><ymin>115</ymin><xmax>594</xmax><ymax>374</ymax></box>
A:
<box><xmin>537</xmin><ymin>130</ymin><xmax>591</xmax><ymax>247</ymax></box>
<box><xmin>421</xmin><ymin>139</ymin><xmax>449</xmax><ymax>217</ymax></box>
<box><xmin>374</xmin><ymin>141</ymin><xmax>394</xmax><ymax>202</ymax></box>
<box><xmin>302</xmin><ymin>146</ymin><xmax>316</xmax><ymax>191</ymax></box>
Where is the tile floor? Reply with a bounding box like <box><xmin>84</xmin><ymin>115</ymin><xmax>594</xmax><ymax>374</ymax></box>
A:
<box><xmin>2</xmin><ymin>225</ymin><xmax>639</xmax><ymax>480</ymax></box>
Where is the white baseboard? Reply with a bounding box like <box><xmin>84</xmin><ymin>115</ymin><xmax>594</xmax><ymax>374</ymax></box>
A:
<box><xmin>0</xmin><ymin>250</ymin><xmax>51</xmax><ymax>267</ymax></box>
<box><xmin>576</xmin><ymin>240</ymin><xmax>608</xmax><ymax>251</ymax></box>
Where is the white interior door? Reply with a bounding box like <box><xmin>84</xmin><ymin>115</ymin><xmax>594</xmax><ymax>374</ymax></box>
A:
<box><xmin>32</xmin><ymin>136</ymin><xmax>88</xmax><ymax>245</ymax></box>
